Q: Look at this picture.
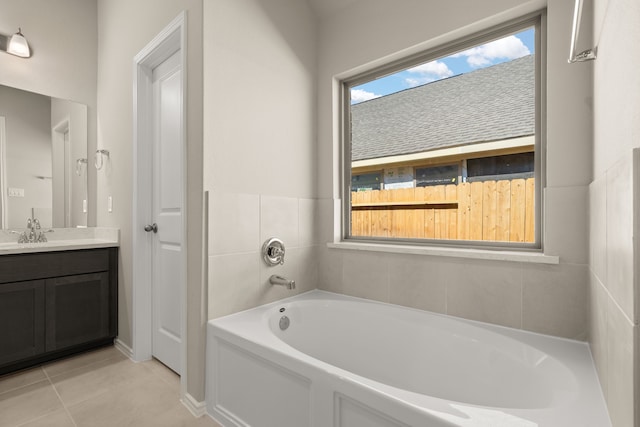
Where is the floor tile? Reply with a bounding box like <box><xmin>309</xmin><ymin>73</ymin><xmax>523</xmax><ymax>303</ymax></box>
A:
<box><xmin>1</xmin><ymin>345</ymin><xmax>219</xmax><ymax>427</ymax></box>
<box><xmin>67</xmin><ymin>373</ymin><xmax>180</xmax><ymax>427</ymax></box>
<box><xmin>15</xmin><ymin>409</ymin><xmax>75</xmax><ymax>427</ymax></box>
<box><xmin>42</xmin><ymin>345</ymin><xmax>125</xmax><ymax>378</ymax></box>
<box><xmin>142</xmin><ymin>358</ymin><xmax>180</xmax><ymax>388</ymax></box>
<box><xmin>50</xmin><ymin>356</ymin><xmax>159</xmax><ymax>407</ymax></box>
<box><xmin>0</xmin><ymin>367</ymin><xmax>47</xmax><ymax>395</ymax></box>
<box><xmin>136</xmin><ymin>403</ymin><xmax>223</xmax><ymax>427</ymax></box>
<box><xmin>0</xmin><ymin>380</ymin><xmax>63</xmax><ymax>426</ymax></box>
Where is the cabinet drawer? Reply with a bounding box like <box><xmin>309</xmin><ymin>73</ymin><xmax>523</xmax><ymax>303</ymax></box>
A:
<box><xmin>0</xmin><ymin>249</ymin><xmax>110</xmax><ymax>284</ymax></box>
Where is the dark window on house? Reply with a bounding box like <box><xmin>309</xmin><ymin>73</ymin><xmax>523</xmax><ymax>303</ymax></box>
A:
<box><xmin>415</xmin><ymin>165</ymin><xmax>458</xmax><ymax>187</ymax></box>
<box><xmin>352</xmin><ymin>172</ymin><xmax>382</xmax><ymax>191</ymax></box>
<box><xmin>467</xmin><ymin>152</ymin><xmax>534</xmax><ymax>182</ymax></box>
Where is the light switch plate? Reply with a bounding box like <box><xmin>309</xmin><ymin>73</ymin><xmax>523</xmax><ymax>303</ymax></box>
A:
<box><xmin>8</xmin><ymin>188</ymin><xmax>24</xmax><ymax>197</ymax></box>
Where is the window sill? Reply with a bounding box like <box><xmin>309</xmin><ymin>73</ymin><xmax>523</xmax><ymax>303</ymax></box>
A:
<box><xmin>327</xmin><ymin>241</ymin><xmax>559</xmax><ymax>264</ymax></box>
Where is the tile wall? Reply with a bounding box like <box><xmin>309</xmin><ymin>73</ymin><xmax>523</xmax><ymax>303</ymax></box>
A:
<box><xmin>207</xmin><ymin>192</ymin><xmax>322</xmax><ymax>318</ymax></box>
<box><xmin>319</xmin><ymin>246</ymin><xmax>589</xmax><ymax>340</ymax></box>
<box><xmin>589</xmin><ymin>150</ymin><xmax>638</xmax><ymax>427</ymax></box>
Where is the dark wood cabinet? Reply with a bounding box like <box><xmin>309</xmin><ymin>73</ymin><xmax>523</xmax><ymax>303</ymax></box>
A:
<box><xmin>0</xmin><ymin>247</ymin><xmax>118</xmax><ymax>375</ymax></box>
<box><xmin>0</xmin><ymin>280</ymin><xmax>45</xmax><ymax>366</ymax></box>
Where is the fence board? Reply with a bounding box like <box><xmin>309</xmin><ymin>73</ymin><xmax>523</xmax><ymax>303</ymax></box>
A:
<box><xmin>469</xmin><ymin>182</ymin><xmax>484</xmax><ymax>241</ymax></box>
<box><xmin>482</xmin><ymin>180</ymin><xmax>497</xmax><ymax>241</ymax></box>
<box><xmin>432</xmin><ymin>185</ymin><xmax>446</xmax><ymax>239</ymax></box>
<box><xmin>509</xmin><ymin>179</ymin><xmax>526</xmax><ymax>242</ymax></box>
<box><xmin>422</xmin><ymin>186</ymin><xmax>435</xmax><ymax>238</ymax></box>
<box><xmin>370</xmin><ymin>190</ymin><xmax>390</xmax><ymax>237</ymax></box>
<box><xmin>457</xmin><ymin>183</ymin><xmax>470</xmax><ymax>240</ymax></box>
<box><xmin>446</xmin><ymin>184</ymin><xmax>458</xmax><ymax>240</ymax></box>
<box><xmin>413</xmin><ymin>187</ymin><xmax>426</xmax><ymax>239</ymax></box>
<box><xmin>496</xmin><ymin>180</ymin><xmax>511</xmax><ymax>241</ymax></box>
<box><xmin>525</xmin><ymin>178</ymin><xmax>535</xmax><ymax>243</ymax></box>
<box><xmin>351</xmin><ymin>177</ymin><xmax>534</xmax><ymax>243</ymax></box>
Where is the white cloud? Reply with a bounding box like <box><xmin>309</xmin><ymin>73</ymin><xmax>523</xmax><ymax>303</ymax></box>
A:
<box><xmin>351</xmin><ymin>89</ymin><xmax>381</xmax><ymax>103</ymax></box>
<box><xmin>405</xmin><ymin>60</ymin><xmax>453</xmax><ymax>86</ymax></box>
<box><xmin>453</xmin><ymin>35</ymin><xmax>530</xmax><ymax>68</ymax></box>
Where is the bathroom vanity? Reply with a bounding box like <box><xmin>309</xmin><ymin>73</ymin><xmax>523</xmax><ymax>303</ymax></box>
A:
<box><xmin>0</xmin><ymin>229</ymin><xmax>119</xmax><ymax>375</ymax></box>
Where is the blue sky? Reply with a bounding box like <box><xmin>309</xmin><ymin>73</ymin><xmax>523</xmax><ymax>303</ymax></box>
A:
<box><xmin>351</xmin><ymin>28</ymin><xmax>535</xmax><ymax>104</ymax></box>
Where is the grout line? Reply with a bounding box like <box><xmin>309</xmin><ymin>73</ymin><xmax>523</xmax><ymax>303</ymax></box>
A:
<box><xmin>592</xmin><ymin>267</ymin><xmax>637</xmax><ymax>327</ymax></box>
<box><xmin>520</xmin><ymin>262</ymin><xmax>524</xmax><ymax>330</ymax></box>
<box><xmin>42</xmin><ymin>367</ymin><xmax>78</xmax><ymax>427</ymax></box>
<box><xmin>0</xmin><ymin>368</ymin><xmax>46</xmax><ymax>397</ymax></box>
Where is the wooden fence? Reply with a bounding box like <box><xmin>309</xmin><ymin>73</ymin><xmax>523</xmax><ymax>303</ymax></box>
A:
<box><xmin>351</xmin><ymin>178</ymin><xmax>535</xmax><ymax>243</ymax></box>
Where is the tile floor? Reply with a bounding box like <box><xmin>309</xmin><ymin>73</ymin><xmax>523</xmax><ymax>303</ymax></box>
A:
<box><xmin>0</xmin><ymin>345</ymin><xmax>221</xmax><ymax>427</ymax></box>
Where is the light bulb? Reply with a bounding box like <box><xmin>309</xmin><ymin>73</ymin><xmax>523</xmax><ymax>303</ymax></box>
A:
<box><xmin>7</xmin><ymin>28</ymin><xmax>30</xmax><ymax>58</ymax></box>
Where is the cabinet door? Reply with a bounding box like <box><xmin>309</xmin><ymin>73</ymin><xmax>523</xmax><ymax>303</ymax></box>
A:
<box><xmin>0</xmin><ymin>280</ymin><xmax>45</xmax><ymax>366</ymax></box>
<box><xmin>45</xmin><ymin>272</ymin><xmax>110</xmax><ymax>352</ymax></box>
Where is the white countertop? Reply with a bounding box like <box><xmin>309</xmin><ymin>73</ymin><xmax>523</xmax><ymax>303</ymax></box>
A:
<box><xmin>0</xmin><ymin>227</ymin><xmax>119</xmax><ymax>255</ymax></box>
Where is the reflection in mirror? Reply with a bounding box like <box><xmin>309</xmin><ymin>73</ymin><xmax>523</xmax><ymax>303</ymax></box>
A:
<box><xmin>0</xmin><ymin>85</ymin><xmax>88</xmax><ymax>229</ymax></box>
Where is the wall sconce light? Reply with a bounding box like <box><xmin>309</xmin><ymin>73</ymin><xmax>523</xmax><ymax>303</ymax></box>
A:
<box><xmin>95</xmin><ymin>149</ymin><xmax>110</xmax><ymax>170</ymax></box>
<box><xmin>1</xmin><ymin>28</ymin><xmax>31</xmax><ymax>58</ymax></box>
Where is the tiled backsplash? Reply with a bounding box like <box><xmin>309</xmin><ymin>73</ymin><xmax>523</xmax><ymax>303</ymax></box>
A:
<box><xmin>318</xmin><ymin>247</ymin><xmax>589</xmax><ymax>340</ymax></box>
<box><xmin>207</xmin><ymin>192</ymin><xmax>320</xmax><ymax>318</ymax></box>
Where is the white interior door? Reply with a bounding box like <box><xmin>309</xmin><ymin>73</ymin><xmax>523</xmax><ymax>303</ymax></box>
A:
<box><xmin>150</xmin><ymin>49</ymin><xmax>183</xmax><ymax>374</ymax></box>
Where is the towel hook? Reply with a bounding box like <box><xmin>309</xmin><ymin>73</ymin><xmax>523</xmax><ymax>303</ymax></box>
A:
<box><xmin>95</xmin><ymin>149</ymin><xmax>110</xmax><ymax>170</ymax></box>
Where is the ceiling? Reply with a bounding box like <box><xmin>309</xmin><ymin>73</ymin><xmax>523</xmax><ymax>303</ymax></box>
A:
<box><xmin>306</xmin><ymin>0</ymin><xmax>361</xmax><ymax>19</ymax></box>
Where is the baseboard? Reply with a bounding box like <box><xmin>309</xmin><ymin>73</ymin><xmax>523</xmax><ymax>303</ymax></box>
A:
<box><xmin>182</xmin><ymin>392</ymin><xmax>207</xmax><ymax>417</ymax></box>
<box><xmin>114</xmin><ymin>338</ymin><xmax>134</xmax><ymax>359</ymax></box>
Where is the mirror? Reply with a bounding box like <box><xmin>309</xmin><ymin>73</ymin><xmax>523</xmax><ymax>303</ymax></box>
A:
<box><xmin>0</xmin><ymin>84</ymin><xmax>88</xmax><ymax>229</ymax></box>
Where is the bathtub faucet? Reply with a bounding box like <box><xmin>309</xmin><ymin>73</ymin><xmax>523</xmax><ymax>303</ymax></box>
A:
<box><xmin>269</xmin><ymin>274</ymin><xmax>296</xmax><ymax>290</ymax></box>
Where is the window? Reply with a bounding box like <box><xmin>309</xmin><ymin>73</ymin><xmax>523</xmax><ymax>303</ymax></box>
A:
<box><xmin>352</xmin><ymin>171</ymin><xmax>383</xmax><ymax>191</ymax></box>
<box><xmin>343</xmin><ymin>14</ymin><xmax>543</xmax><ymax>247</ymax></box>
<box><xmin>416</xmin><ymin>165</ymin><xmax>458</xmax><ymax>187</ymax></box>
<box><xmin>467</xmin><ymin>153</ymin><xmax>534</xmax><ymax>182</ymax></box>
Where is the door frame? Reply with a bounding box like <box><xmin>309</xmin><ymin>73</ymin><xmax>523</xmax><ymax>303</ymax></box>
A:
<box><xmin>52</xmin><ymin>118</ymin><xmax>71</xmax><ymax>227</ymax></box>
<box><xmin>132</xmin><ymin>11</ymin><xmax>187</xmax><ymax>388</ymax></box>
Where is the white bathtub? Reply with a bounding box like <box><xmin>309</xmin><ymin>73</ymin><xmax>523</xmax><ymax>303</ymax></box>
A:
<box><xmin>206</xmin><ymin>290</ymin><xmax>610</xmax><ymax>427</ymax></box>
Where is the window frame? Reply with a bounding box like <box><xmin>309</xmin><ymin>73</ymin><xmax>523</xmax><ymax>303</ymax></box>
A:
<box><xmin>340</xmin><ymin>11</ymin><xmax>546</xmax><ymax>250</ymax></box>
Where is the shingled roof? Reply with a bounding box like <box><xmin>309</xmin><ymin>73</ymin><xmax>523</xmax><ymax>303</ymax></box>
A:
<box><xmin>351</xmin><ymin>55</ymin><xmax>535</xmax><ymax>162</ymax></box>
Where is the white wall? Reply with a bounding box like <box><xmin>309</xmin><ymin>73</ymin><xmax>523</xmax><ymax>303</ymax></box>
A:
<box><xmin>0</xmin><ymin>0</ymin><xmax>98</xmax><ymax>227</ymax></box>
<box><xmin>589</xmin><ymin>0</ymin><xmax>640</xmax><ymax>425</ymax></box>
<box><xmin>203</xmin><ymin>0</ymin><xmax>319</xmax><ymax>318</ymax></box>
<box><xmin>316</xmin><ymin>0</ymin><xmax>593</xmax><ymax>340</ymax></box>
<box><xmin>96</xmin><ymin>0</ymin><xmax>205</xmax><ymax>401</ymax></box>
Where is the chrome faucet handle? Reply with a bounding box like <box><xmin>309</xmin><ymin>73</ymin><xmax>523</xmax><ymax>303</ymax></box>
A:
<box><xmin>13</xmin><ymin>230</ymin><xmax>29</xmax><ymax>243</ymax></box>
<box><xmin>262</xmin><ymin>238</ymin><xmax>286</xmax><ymax>266</ymax></box>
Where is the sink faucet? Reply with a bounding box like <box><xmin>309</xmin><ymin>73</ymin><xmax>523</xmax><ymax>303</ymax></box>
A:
<box><xmin>269</xmin><ymin>274</ymin><xmax>296</xmax><ymax>290</ymax></box>
<box><xmin>13</xmin><ymin>217</ymin><xmax>53</xmax><ymax>243</ymax></box>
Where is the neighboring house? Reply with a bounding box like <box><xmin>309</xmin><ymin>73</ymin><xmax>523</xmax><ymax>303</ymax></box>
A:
<box><xmin>351</xmin><ymin>55</ymin><xmax>535</xmax><ymax>191</ymax></box>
